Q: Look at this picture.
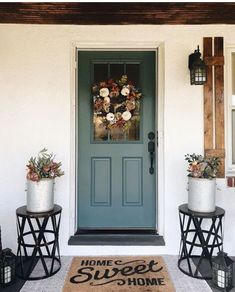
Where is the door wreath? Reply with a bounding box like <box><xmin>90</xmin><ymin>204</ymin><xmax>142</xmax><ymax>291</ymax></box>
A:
<box><xmin>92</xmin><ymin>75</ymin><xmax>142</xmax><ymax>131</ymax></box>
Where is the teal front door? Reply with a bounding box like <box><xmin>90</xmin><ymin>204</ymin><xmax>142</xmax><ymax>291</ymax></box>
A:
<box><xmin>77</xmin><ymin>51</ymin><xmax>156</xmax><ymax>230</ymax></box>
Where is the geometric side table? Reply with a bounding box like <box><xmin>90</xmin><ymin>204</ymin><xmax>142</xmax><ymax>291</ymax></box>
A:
<box><xmin>178</xmin><ymin>203</ymin><xmax>225</xmax><ymax>279</ymax></box>
<box><xmin>16</xmin><ymin>205</ymin><xmax>62</xmax><ymax>280</ymax></box>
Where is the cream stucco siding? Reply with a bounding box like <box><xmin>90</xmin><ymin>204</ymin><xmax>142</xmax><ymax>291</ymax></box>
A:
<box><xmin>0</xmin><ymin>24</ymin><xmax>235</xmax><ymax>256</ymax></box>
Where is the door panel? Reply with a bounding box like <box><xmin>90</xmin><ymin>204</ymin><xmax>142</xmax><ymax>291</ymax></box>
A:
<box><xmin>91</xmin><ymin>157</ymin><xmax>111</xmax><ymax>206</ymax></box>
<box><xmin>77</xmin><ymin>51</ymin><xmax>156</xmax><ymax>229</ymax></box>
<box><xmin>122</xmin><ymin>157</ymin><xmax>143</xmax><ymax>206</ymax></box>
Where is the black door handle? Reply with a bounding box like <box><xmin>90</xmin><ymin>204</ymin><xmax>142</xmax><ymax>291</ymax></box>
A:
<box><xmin>148</xmin><ymin>132</ymin><xmax>155</xmax><ymax>174</ymax></box>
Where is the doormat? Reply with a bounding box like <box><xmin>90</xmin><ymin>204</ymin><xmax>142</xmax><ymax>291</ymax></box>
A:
<box><xmin>63</xmin><ymin>256</ymin><xmax>175</xmax><ymax>292</ymax></box>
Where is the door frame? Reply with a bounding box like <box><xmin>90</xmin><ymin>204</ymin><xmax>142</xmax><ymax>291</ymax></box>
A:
<box><xmin>69</xmin><ymin>41</ymin><xmax>165</xmax><ymax>238</ymax></box>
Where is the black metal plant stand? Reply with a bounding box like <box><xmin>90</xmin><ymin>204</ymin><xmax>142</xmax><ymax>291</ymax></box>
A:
<box><xmin>16</xmin><ymin>205</ymin><xmax>62</xmax><ymax>280</ymax></box>
<box><xmin>178</xmin><ymin>204</ymin><xmax>225</xmax><ymax>279</ymax></box>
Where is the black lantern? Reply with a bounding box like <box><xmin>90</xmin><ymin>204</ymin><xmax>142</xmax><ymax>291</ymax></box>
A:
<box><xmin>188</xmin><ymin>45</ymin><xmax>207</xmax><ymax>85</ymax></box>
<box><xmin>0</xmin><ymin>227</ymin><xmax>2</xmax><ymax>252</ymax></box>
<box><xmin>212</xmin><ymin>251</ymin><xmax>233</xmax><ymax>291</ymax></box>
<box><xmin>0</xmin><ymin>248</ymin><xmax>16</xmax><ymax>287</ymax></box>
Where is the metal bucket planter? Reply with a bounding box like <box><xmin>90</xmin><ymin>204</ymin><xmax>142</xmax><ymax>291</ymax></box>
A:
<box><xmin>26</xmin><ymin>178</ymin><xmax>54</xmax><ymax>213</ymax></box>
<box><xmin>188</xmin><ymin>177</ymin><xmax>216</xmax><ymax>213</ymax></box>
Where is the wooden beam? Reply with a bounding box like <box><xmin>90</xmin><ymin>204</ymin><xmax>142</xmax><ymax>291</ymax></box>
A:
<box><xmin>214</xmin><ymin>37</ymin><xmax>225</xmax><ymax>177</ymax></box>
<box><xmin>214</xmin><ymin>38</ymin><xmax>225</xmax><ymax>151</ymax></box>
<box><xmin>204</xmin><ymin>56</ymin><xmax>224</xmax><ymax>66</ymax></box>
<box><xmin>203</xmin><ymin>38</ymin><xmax>213</xmax><ymax>151</ymax></box>
<box><xmin>0</xmin><ymin>3</ymin><xmax>235</xmax><ymax>25</ymax></box>
<box><xmin>205</xmin><ymin>149</ymin><xmax>225</xmax><ymax>159</ymax></box>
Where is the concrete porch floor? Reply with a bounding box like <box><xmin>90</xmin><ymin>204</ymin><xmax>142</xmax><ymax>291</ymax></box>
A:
<box><xmin>3</xmin><ymin>255</ymin><xmax>235</xmax><ymax>292</ymax></box>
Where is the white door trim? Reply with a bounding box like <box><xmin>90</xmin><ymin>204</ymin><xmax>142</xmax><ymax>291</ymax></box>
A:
<box><xmin>69</xmin><ymin>41</ymin><xmax>165</xmax><ymax>238</ymax></box>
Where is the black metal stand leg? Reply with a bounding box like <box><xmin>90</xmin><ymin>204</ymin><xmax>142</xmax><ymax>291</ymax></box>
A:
<box><xmin>210</xmin><ymin>217</ymin><xmax>223</xmax><ymax>257</ymax></box>
<box><xmin>49</xmin><ymin>213</ymin><xmax>61</xmax><ymax>274</ymax></box>
<box><xmin>192</xmin><ymin>217</ymin><xmax>214</xmax><ymax>277</ymax></box>
<box><xmin>35</xmin><ymin>218</ymin><xmax>51</xmax><ymax>256</ymax></box>
<box><xmin>17</xmin><ymin>217</ymin><xmax>28</xmax><ymax>257</ymax></box>
<box><xmin>16</xmin><ymin>217</ymin><xmax>28</xmax><ymax>278</ymax></box>
<box><xmin>25</xmin><ymin>217</ymin><xmax>49</xmax><ymax>278</ymax></box>
<box><xmin>178</xmin><ymin>213</ymin><xmax>194</xmax><ymax>275</ymax></box>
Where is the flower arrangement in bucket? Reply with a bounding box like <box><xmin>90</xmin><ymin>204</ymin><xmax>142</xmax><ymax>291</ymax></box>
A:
<box><xmin>185</xmin><ymin>153</ymin><xmax>220</xmax><ymax>213</ymax></box>
<box><xmin>26</xmin><ymin>148</ymin><xmax>64</xmax><ymax>213</ymax></box>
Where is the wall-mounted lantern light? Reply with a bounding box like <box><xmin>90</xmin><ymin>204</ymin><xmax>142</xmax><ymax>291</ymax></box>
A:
<box><xmin>188</xmin><ymin>45</ymin><xmax>207</xmax><ymax>85</ymax></box>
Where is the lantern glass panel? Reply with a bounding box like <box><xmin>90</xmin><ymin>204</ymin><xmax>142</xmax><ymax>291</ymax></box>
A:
<box><xmin>194</xmin><ymin>68</ymin><xmax>206</xmax><ymax>83</ymax></box>
<box><xmin>217</xmin><ymin>269</ymin><xmax>226</xmax><ymax>288</ymax></box>
<box><xmin>191</xmin><ymin>67</ymin><xmax>207</xmax><ymax>85</ymax></box>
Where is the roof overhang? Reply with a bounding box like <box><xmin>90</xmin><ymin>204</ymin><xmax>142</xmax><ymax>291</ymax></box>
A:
<box><xmin>0</xmin><ymin>2</ymin><xmax>235</xmax><ymax>25</ymax></box>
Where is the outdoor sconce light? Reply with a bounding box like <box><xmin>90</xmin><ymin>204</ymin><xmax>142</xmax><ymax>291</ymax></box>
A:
<box><xmin>188</xmin><ymin>45</ymin><xmax>207</xmax><ymax>85</ymax></box>
<box><xmin>212</xmin><ymin>251</ymin><xmax>233</xmax><ymax>291</ymax></box>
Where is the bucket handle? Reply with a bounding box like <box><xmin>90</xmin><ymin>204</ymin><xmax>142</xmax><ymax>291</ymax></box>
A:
<box><xmin>186</xmin><ymin>182</ymin><xmax>189</xmax><ymax>191</ymax></box>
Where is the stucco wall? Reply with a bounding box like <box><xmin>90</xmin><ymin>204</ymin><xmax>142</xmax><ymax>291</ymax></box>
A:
<box><xmin>0</xmin><ymin>24</ymin><xmax>235</xmax><ymax>256</ymax></box>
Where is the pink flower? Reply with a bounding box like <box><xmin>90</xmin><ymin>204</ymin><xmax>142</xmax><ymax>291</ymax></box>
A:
<box><xmin>27</xmin><ymin>172</ymin><xmax>39</xmax><ymax>182</ymax></box>
<box><xmin>43</xmin><ymin>166</ymin><xmax>51</xmax><ymax>172</ymax></box>
<box><xmin>110</xmin><ymin>90</ymin><xmax>119</xmax><ymax>98</ymax></box>
<box><xmin>107</xmin><ymin>79</ymin><xmax>114</xmax><ymax>86</ymax></box>
<box><xmin>126</xmin><ymin>100</ymin><xmax>135</xmax><ymax>111</ymax></box>
<box><xmin>188</xmin><ymin>162</ymin><xmax>203</xmax><ymax>177</ymax></box>
<box><xmin>94</xmin><ymin>98</ymin><xmax>103</xmax><ymax>111</ymax></box>
<box><xmin>99</xmin><ymin>81</ymin><xmax>107</xmax><ymax>88</ymax></box>
<box><xmin>109</xmin><ymin>85</ymin><xmax>120</xmax><ymax>98</ymax></box>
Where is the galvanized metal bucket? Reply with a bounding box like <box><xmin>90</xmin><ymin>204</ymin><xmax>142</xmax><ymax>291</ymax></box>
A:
<box><xmin>26</xmin><ymin>178</ymin><xmax>54</xmax><ymax>213</ymax></box>
<box><xmin>188</xmin><ymin>177</ymin><xmax>216</xmax><ymax>213</ymax></box>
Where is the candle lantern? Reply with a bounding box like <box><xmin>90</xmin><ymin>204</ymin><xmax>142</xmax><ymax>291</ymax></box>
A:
<box><xmin>0</xmin><ymin>227</ymin><xmax>2</xmax><ymax>252</ymax></box>
<box><xmin>0</xmin><ymin>248</ymin><xmax>16</xmax><ymax>287</ymax></box>
<box><xmin>212</xmin><ymin>251</ymin><xmax>233</xmax><ymax>291</ymax></box>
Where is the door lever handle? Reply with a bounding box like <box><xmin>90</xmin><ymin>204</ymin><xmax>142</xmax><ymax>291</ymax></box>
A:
<box><xmin>148</xmin><ymin>132</ymin><xmax>155</xmax><ymax>174</ymax></box>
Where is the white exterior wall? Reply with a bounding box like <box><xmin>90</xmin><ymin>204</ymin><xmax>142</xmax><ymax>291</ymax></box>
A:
<box><xmin>0</xmin><ymin>24</ymin><xmax>234</xmax><ymax>256</ymax></box>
